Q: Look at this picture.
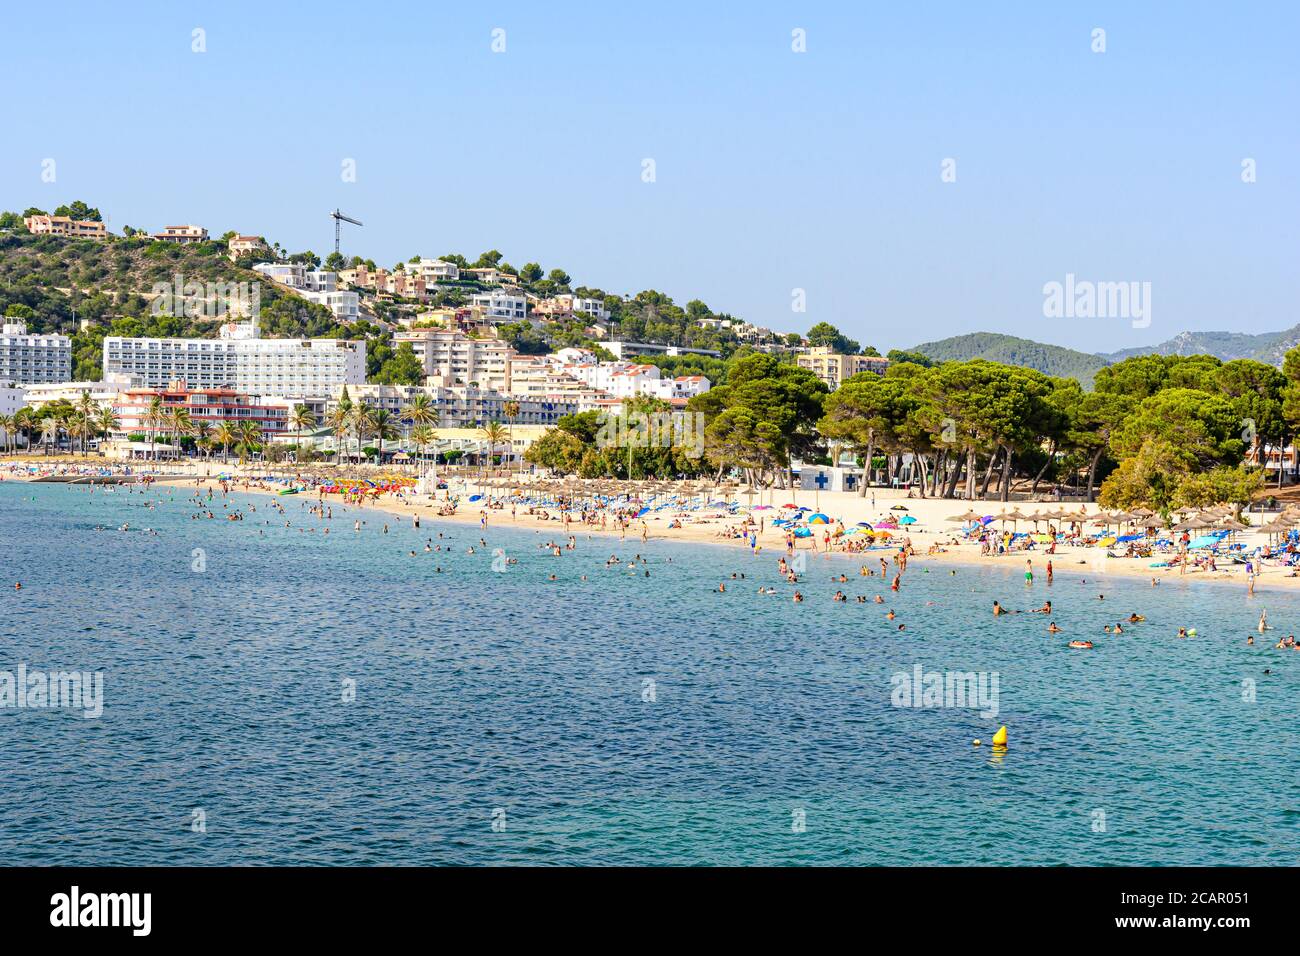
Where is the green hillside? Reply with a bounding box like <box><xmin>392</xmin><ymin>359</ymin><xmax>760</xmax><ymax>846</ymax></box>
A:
<box><xmin>907</xmin><ymin>332</ymin><xmax>1111</xmax><ymax>387</ymax></box>
<box><xmin>0</xmin><ymin>231</ymin><xmax>362</xmax><ymax>380</ymax></box>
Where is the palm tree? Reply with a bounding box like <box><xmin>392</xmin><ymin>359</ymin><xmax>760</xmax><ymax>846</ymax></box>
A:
<box><xmin>169</xmin><ymin>408</ymin><xmax>195</xmax><ymax>458</ymax></box>
<box><xmin>212</xmin><ymin>423</ymin><xmax>236</xmax><ymax>463</ymax></box>
<box><xmin>349</xmin><ymin>402</ymin><xmax>376</xmax><ymax>462</ymax></box>
<box><xmin>13</xmin><ymin>407</ymin><xmax>35</xmax><ymax>454</ymax></box>
<box><xmin>193</xmin><ymin>420</ymin><xmax>211</xmax><ymax>458</ymax></box>
<box><xmin>370</xmin><ymin>408</ymin><xmax>399</xmax><ymax>463</ymax></box>
<box><xmin>502</xmin><ymin>399</ymin><xmax>520</xmax><ymax>474</ymax></box>
<box><xmin>145</xmin><ymin>396</ymin><xmax>164</xmax><ymax>460</ymax></box>
<box><xmin>410</xmin><ymin>425</ymin><xmax>435</xmax><ymax>465</ymax></box>
<box><xmin>325</xmin><ymin>406</ymin><xmax>350</xmax><ymax>464</ymax></box>
<box><xmin>401</xmin><ymin>393</ymin><xmax>439</xmax><ymax>433</ymax></box>
<box><xmin>68</xmin><ymin>411</ymin><xmax>91</xmax><ymax>456</ymax></box>
<box><xmin>235</xmin><ymin>420</ymin><xmax>261</xmax><ymax>464</ymax></box>
<box><xmin>480</xmin><ymin>421</ymin><xmax>508</xmax><ymax>477</ymax></box>
<box><xmin>74</xmin><ymin>391</ymin><xmax>98</xmax><ymax>454</ymax></box>
<box><xmin>39</xmin><ymin>417</ymin><xmax>60</xmax><ymax>456</ymax></box>
<box><xmin>96</xmin><ymin>405</ymin><xmax>119</xmax><ymax>451</ymax></box>
<box><xmin>289</xmin><ymin>404</ymin><xmax>317</xmax><ymax>461</ymax></box>
<box><xmin>0</xmin><ymin>414</ymin><xmax>13</xmax><ymax>455</ymax></box>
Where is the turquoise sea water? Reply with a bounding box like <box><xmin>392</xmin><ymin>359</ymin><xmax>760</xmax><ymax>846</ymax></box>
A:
<box><xmin>0</xmin><ymin>480</ymin><xmax>1296</xmax><ymax>866</ymax></box>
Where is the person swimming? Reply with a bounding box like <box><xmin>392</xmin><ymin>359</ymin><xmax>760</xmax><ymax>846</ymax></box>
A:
<box><xmin>1048</xmin><ymin>621</ymin><xmax>1062</xmax><ymax>633</ymax></box>
<box><xmin>993</xmin><ymin>601</ymin><xmax>1005</xmax><ymax>616</ymax></box>
<box><xmin>1128</xmin><ymin>613</ymin><xmax>1145</xmax><ymax>623</ymax></box>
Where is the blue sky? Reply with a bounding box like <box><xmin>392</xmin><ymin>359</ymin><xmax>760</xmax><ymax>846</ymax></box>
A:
<box><xmin>4</xmin><ymin>1</ymin><xmax>1296</xmax><ymax>354</ymax></box>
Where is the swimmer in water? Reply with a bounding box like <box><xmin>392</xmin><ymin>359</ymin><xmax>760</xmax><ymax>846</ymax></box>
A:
<box><xmin>1128</xmin><ymin>613</ymin><xmax>1145</xmax><ymax>623</ymax></box>
<box><xmin>993</xmin><ymin>601</ymin><xmax>1005</xmax><ymax>616</ymax></box>
<box><xmin>1048</xmin><ymin>621</ymin><xmax>1062</xmax><ymax>633</ymax></box>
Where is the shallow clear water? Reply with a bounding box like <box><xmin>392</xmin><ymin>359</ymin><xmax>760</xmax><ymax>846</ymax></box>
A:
<box><xmin>0</xmin><ymin>480</ymin><xmax>1296</xmax><ymax>865</ymax></box>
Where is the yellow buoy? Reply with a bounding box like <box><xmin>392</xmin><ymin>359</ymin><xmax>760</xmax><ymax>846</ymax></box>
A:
<box><xmin>991</xmin><ymin>725</ymin><xmax>1008</xmax><ymax>747</ymax></box>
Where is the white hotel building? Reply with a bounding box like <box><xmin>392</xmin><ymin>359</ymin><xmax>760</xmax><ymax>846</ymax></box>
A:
<box><xmin>0</xmin><ymin>321</ymin><xmax>72</xmax><ymax>384</ymax></box>
<box><xmin>103</xmin><ymin>324</ymin><xmax>365</xmax><ymax>400</ymax></box>
<box><xmin>393</xmin><ymin>328</ymin><xmax>513</xmax><ymax>390</ymax></box>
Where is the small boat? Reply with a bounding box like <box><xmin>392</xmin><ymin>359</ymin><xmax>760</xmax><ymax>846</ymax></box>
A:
<box><xmin>1067</xmin><ymin>640</ymin><xmax>1094</xmax><ymax>649</ymax></box>
<box><xmin>278</xmin><ymin>488</ymin><xmax>299</xmax><ymax>496</ymax></box>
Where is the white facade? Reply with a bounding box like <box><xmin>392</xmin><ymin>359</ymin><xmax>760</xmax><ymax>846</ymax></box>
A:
<box><xmin>410</xmin><ymin>258</ymin><xmax>460</xmax><ymax>282</ymax></box>
<box><xmin>394</xmin><ymin>329</ymin><xmax>513</xmax><ymax>390</ymax></box>
<box><xmin>301</xmin><ymin>288</ymin><xmax>360</xmax><ymax>323</ymax></box>
<box><xmin>0</xmin><ymin>382</ymin><xmax>23</xmax><ymax>445</ymax></box>
<box><xmin>469</xmin><ymin>289</ymin><xmax>528</xmax><ymax>321</ymax></box>
<box><xmin>22</xmin><ymin>375</ymin><xmax>136</xmax><ymax>408</ymax></box>
<box><xmin>252</xmin><ymin>264</ymin><xmax>356</xmax><ymax>321</ymax></box>
<box><xmin>103</xmin><ymin>334</ymin><xmax>366</xmax><ymax>399</ymax></box>
<box><xmin>567</xmin><ymin>360</ymin><xmax>711</xmax><ymax>402</ymax></box>
<box><xmin>0</xmin><ymin>321</ymin><xmax>72</xmax><ymax>384</ymax></box>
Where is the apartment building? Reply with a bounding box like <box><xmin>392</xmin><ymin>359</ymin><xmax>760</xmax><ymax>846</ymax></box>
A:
<box><xmin>469</xmin><ymin>289</ymin><xmax>528</xmax><ymax>321</ymax></box>
<box><xmin>506</xmin><ymin>356</ymin><xmax>609</xmax><ymax>410</ymax></box>
<box><xmin>0</xmin><ymin>321</ymin><xmax>72</xmax><ymax>384</ymax></box>
<box><xmin>103</xmin><ymin>332</ymin><xmax>365</xmax><ymax>400</ymax></box>
<box><xmin>464</xmin><ymin>267</ymin><xmax>509</xmax><ymax>286</ymax></box>
<box><xmin>21</xmin><ymin>374</ymin><xmax>138</xmax><ymax>409</ymax></box>
<box><xmin>114</xmin><ymin>381</ymin><xmax>289</xmax><ymax>439</ymax></box>
<box><xmin>251</xmin><ymin>263</ymin><xmax>359</xmax><ymax>321</ymax></box>
<box><xmin>533</xmin><ymin>294</ymin><xmax>610</xmax><ymax>322</ymax></box>
<box><xmin>22</xmin><ymin>215</ymin><xmax>108</xmax><ymax>239</ymax></box>
<box><xmin>151</xmin><ymin>224</ymin><xmax>209</xmax><ymax>244</ymax></box>
<box><xmin>393</xmin><ymin>328</ymin><xmax>514</xmax><ymax>390</ymax></box>
<box><xmin>568</xmin><ymin>361</ymin><xmax>711</xmax><ymax>403</ymax></box>
<box><xmin>409</xmin><ymin>258</ymin><xmax>460</xmax><ymax>283</ymax></box>
<box><xmin>327</xmin><ymin>383</ymin><xmax>578</xmax><ymax>430</ymax></box>
<box><xmin>795</xmin><ymin>346</ymin><xmax>889</xmax><ymax>389</ymax></box>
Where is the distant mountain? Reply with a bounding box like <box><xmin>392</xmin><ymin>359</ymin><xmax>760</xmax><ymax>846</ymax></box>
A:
<box><xmin>907</xmin><ymin>332</ymin><xmax>1111</xmax><ymax>387</ymax></box>
<box><xmin>1100</xmin><ymin>326</ymin><xmax>1300</xmax><ymax>364</ymax></box>
<box><xmin>908</xmin><ymin>325</ymin><xmax>1300</xmax><ymax>386</ymax></box>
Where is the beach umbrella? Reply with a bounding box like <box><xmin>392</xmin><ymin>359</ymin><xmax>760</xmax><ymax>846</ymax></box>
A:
<box><xmin>948</xmin><ymin>509</ymin><xmax>983</xmax><ymax>523</ymax></box>
<box><xmin>808</xmin><ymin>513</ymin><xmax>831</xmax><ymax>524</ymax></box>
<box><xmin>899</xmin><ymin>515</ymin><xmax>918</xmax><ymax>525</ymax></box>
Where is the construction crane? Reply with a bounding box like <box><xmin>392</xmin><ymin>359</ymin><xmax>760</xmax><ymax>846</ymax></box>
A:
<box><xmin>330</xmin><ymin>208</ymin><xmax>363</xmax><ymax>256</ymax></box>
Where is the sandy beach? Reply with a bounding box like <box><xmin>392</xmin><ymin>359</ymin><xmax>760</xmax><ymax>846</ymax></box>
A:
<box><xmin>5</xmin><ymin>458</ymin><xmax>1294</xmax><ymax>592</ymax></box>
